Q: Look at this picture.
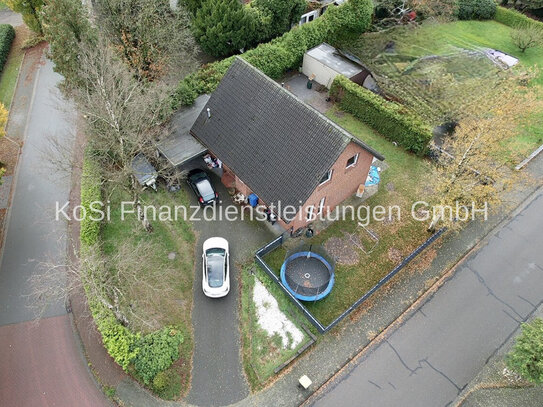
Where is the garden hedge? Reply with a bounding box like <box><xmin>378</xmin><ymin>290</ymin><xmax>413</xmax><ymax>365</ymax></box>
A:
<box><xmin>172</xmin><ymin>0</ymin><xmax>373</xmax><ymax>108</ymax></box>
<box><xmin>495</xmin><ymin>6</ymin><xmax>543</xmax><ymax>29</ymax></box>
<box><xmin>80</xmin><ymin>152</ymin><xmax>102</xmax><ymax>247</ymax></box>
<box><xmin>456</xmin><ymin>0</ymin><xmax>496</xmax><ymax>20</ymax></box>
<box><xmin>0</xmin><ymin>24</ymin><xmax>15</xmax><ymax>76</ymax></box>
<box><xmin>330</xmin><ymin>75</ymin><xmax>433</xmax><ymax>155</ymax></box>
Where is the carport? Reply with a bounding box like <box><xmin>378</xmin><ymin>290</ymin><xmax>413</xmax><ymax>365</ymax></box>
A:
<box><xmin>157</xmin><ymin>94</ymin><xmax>210</xmax><ymax>167</ymax></box>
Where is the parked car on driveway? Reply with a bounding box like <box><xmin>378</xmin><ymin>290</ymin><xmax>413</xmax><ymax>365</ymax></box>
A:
<box><xmin>187</xmin><ymin>169</ymin><xmax>218</xmax><ymax>206</ymax></box>
<box><xmin>202</xmin><ymin>237</ymin><xmax>230</xmax><ymax>298</ymax></box>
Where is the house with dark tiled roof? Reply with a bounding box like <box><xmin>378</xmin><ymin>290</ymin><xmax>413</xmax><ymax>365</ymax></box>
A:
<box><xmin>190</xmin><ymin>57</ymin><xmax>384</xmax><ymax>232</ymax></box>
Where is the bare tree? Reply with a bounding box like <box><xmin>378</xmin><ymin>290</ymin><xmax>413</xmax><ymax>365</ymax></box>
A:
<box><xmin>511</xmin><ymin>24</ymin><xmax>543</xmax><ymax>53</ymax></box>
<box><xmin>28</xmin><ymin>240</ymin><xmax>174</xmax><ymax>330</ymax></box>
<box><xmin>429</xmin><ymin>71</ymin><xmax>542</xmax><ymax>230</ymax></box>
<box><xmin>93</xmin><ymin>0</ymin><xmax>200</xmax><ymax>82</ymax></box>
<box><xmin>73</xmin><ymin>37</ymin><xmax>172</xmax><ymax>200</ymax></box>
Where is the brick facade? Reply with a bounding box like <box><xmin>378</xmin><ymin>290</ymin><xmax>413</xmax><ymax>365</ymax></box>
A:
<box><xmin>220</xmin><ymin>141</ymin><xmax>374</xmax><ymax>233</ymax></box>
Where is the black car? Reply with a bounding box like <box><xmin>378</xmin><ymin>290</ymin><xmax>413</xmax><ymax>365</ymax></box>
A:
<box><xmin>187</xmin><ymin>169</ymin><xmax>218</xmax><ymax>206</ymax></box>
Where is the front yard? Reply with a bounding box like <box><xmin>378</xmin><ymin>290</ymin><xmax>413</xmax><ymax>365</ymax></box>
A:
<box><xmin>101</xmin><ymin>187</ymin><xmax>196</xmax><ymax>398</ymax></box>
<box><xmin>240</xmin><ymin>265</ymin><xmax>314</xmax><ymax>391</ymax></box>
<box><xmin>265</xmin><ymin>107</ymin><xmax>433</xmax><ymax>326</ymax></box>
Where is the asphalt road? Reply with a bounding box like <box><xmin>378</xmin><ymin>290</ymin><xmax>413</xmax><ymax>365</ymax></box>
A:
<box><xmin>0</xmin><ymin>55</ymin><xmax>109</xmax><ymax>406</ymax></box>
<box><xmin>186</xmin><ymin>168</ymin><xmax>275</xmax><ymax>407</ymax></box>
<box><xmin>312</xmin><ymin>189</ymin><xmax>543</xmax><ymax>407</ymax></box>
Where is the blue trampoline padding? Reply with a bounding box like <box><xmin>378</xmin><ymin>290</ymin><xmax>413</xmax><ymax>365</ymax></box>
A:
<box><xmin>280</xmin><ymin>251</ymin><xmax>335</xmax><ymax>302</ymax></box>
<box><xmin>248</xmin><ymin>193</ymin><xmax>258</xmax><ymax>207</ymax></box>
<box><xmin>365</xmin><ymin>165</ymin><xmax>380</xmax><ymax>187</ymax></box>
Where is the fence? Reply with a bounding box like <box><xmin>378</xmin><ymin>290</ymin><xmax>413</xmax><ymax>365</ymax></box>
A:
<box><xmin>255</xmin><ymin>228</ymin><xmax>446</xmax><ymax>333</ymax></box>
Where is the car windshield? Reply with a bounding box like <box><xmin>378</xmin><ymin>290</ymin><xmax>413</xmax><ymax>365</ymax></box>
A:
<box><xmin>196</xmin><ymin>179</ymin><xmax>215</xmax><ymax>201</ymax></box>
<box><xmin>206</xmin><ymin>248</ymin><xmax>226</xmax><ymax>288</ymax></box>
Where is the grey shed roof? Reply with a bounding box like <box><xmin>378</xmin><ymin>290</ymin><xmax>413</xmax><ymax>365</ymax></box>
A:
<box><xmin>157</xmin><ymin>94</ymin><xmax>209</xmax><ymax>166</ymax></box>
<box><xmin>190</xmin><ymin>57</ymin><xmax>384</xmax><ymax>213</ymax></box>
<box><xmin>132</xmin><ymin>153</ymin><xmax>157</xmax><ymax>185</ymax></box>
<box><xmin>306</xmin><ymin>43</ymin><xmax>363</xmax><ymax>78</ymax></box>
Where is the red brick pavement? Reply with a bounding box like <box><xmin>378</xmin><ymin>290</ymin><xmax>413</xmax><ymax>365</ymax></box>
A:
<box><xmin>0</xmin><ymin>315</ymin><xmax>110</xmax><ymax>407</ymax></box>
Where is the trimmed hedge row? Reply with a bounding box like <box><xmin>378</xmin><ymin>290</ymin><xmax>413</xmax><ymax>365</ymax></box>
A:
<box><xmin>80</xmin><ymin>153</ymin><xmax>101</xmax><ymax>247</ymax></box>
<box><xmin>172</xmin><ymin>0</ymin><xmax>373</xmax><ymax>108</ymax></box>
<box><xmin>330</xmin><ymin>75</ymin><xmax>433</xmax><ymax>155</ymax></box>
<box><xmin>0</xmin><ymin>24</ymin><xmax>15</xmax><ymax>75</ymax></box>
<box><xmin>495</xmin><ymin>6</ymin><xmax>543</xmax><ymax>29</ymax></box>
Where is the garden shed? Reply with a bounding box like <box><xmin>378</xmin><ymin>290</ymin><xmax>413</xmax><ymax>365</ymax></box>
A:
<box><xmin>302</xmin><ymin>43</ymin><xmax>379</xmax><ymax>91</ymax></box>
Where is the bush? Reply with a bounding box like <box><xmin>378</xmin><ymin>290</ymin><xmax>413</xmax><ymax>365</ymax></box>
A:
<box><xmin>330</xmin><ymin>75</ymin><xmax>433</xmax><ymax>155</ymax></box>
<box><xmin>152</xmin><ymin>368</ymin><xmax>182</xmax><ymax>400</ymax></box>
<box><xmin>172</xmin><ymin>0</ymin><xmax>373</xmax><ymax>108</ymax></box>
<box><xmin>80</xmin><ymin>153</ymin><xmax>102</xmax><ymax>247</ymax></box>
<box><xmin>457</xmin><ymin>0</ymin><xmax>496</xmax><ymax>20</ymax></box>
<box><xmin>495</xmin><ymin>6</ymin><xmax>543</xmax><ymax>29</ymax></box>
<box><xmin>89</xmin><ymin>301</ymin><xmax>140</xmax><ymax>371</ymax></box>
<box><xmin>507</xmin><ymin>318</ymin><xmax>543</xmax><ymax>384</ymax></box>
<box><xmin>133</xmin><ymin>327</ymin><xmax>184</xmax><ymax>385</ymax></box>
<box><xmin>0</xmin><ymin>24</ymin><xmax>15</xmax><ymax>75</ymax></box>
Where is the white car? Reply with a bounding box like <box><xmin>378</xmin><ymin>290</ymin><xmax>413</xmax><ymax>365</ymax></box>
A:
<box><xmin>202</xmin><ymin>237</ymin><xmax>230</xmax><ymax>298</ymax></box>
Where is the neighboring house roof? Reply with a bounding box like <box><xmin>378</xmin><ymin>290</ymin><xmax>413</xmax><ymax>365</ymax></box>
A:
<box><xmin>190</xmin><ymin>57</ymin><xmax>384</xmax><ymax>214</ymax></box>
<box><xmin>156</xmin><ymin>94</ymin><xmax>209</xmax><ymax>166</ymax></box>
<box><xmin>305</xmin><ymin>43</ymin><xmax>363</xmax><ymax>79</ymax></box>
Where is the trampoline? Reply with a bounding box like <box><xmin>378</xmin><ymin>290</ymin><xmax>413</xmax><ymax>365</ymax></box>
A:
<box><xmin>280</xmin><ymin>250</ymin><xmax>335</xmax><ymax>302</ymax></box>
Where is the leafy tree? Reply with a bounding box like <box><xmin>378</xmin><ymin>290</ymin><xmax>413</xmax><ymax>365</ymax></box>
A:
<box><xmin>325</xmin><ymin>0</ymin><xmax>374</xmax><ymax>43</ymax></box>
<box><xmin>94</xmin><ymin>0</ymin><xmax>198</xmax><ymax>81</ymax></box>
<box><xmin>41</xmin><ymin>0</ymin><xmax>95</xmax><ymax>90</ymax></box>
<box><xmin>5</xmin><ymin>0</ymin><xmax>44</xmax><ymax>34</ymax></box>
<box><xmin>251</xmin><ymin>0</ymin><xmax>306</xmax><ymax>39</ymax></box>
<box><xmin>192</xmin><ymin>0</ymin><xmax>260</xmax><ymax>57</ymax></box>
<box><xmin>429</xmin><ymin>72</ymin><xmax>541</xmax><ymax>230</ymax></box>
<box><xmin>511</xmin><ymin>24</ymin><xmax>543</xmax><ymax>52</ymax></box>
<box><xmin>507</xmin><ymin>318</ymin><xmax>543</xmax><ymax>384</ymax></box>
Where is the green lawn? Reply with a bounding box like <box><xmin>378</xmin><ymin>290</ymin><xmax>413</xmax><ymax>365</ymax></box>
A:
<box><xmin>0</xmin><ymin>26</ymin><xmax>27</xmax><ymax>109</ymax></box>
<box><xmin>265</xmin><ymin>107</ymin><xmax>432</xmax><ymax>326</ymax></box>
<box><xmin>343</xmin><ymin>20</ymin><xmax>543</xmax><ymax>159</ymax></box>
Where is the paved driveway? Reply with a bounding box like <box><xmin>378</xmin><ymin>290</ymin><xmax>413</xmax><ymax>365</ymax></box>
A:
<box><xmin>0</xmin><ymin>54</ymin><xmax>109</xmax><ymax>406</ymax></box>
<box><xmin>186</xmin><ymin>168</ymin><xmax>275</xmax><ymax>406</ymax></box>
<box><xmin>312</xmin><ymin>190</ymin><xmax>543</xmax><ymax>407</ymax></box>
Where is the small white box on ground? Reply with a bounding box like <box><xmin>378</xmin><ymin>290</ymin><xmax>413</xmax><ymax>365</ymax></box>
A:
<box><xmin>298</xmin><ymin>375</ymin><xmax>312</xmax><ymax>390</ymax></box>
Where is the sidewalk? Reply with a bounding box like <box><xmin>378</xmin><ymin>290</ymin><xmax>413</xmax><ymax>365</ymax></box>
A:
<box><xmin>0</xmin><ymin>40</ymin><xmax>46</xmax><ymax>259</ymax></box>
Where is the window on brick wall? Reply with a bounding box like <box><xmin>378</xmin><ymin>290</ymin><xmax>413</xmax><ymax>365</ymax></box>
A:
<box><xmin>319</xmin><ymin>169</ymin><xmax>333</xmax><ymax>185</ymax></box>
<box><xmin>346</xmin><ymin>153</ymin><xmax>359</xmax><ymax>168</ymax></box>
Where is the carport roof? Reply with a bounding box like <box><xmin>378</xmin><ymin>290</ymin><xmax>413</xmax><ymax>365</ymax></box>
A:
<box><xmin>190</xmin><ymin>58</ymin><xmax>384</xmax><ymax>214</ymax></box>
<box><xmin>157</xmin><ymin>94</ymin><xmax>209</xmax><ymax>166</ymax></box>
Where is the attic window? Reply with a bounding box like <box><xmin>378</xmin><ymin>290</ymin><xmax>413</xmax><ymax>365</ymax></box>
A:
<box><xmin>319</xmin><ymin>169</ymin><xmax>333</xmax><ymax>185</ymax></box>
<box><xmin>346</xmin><ymin>154</ymin><xmax>359</xmax><ymax>168</ymax></box>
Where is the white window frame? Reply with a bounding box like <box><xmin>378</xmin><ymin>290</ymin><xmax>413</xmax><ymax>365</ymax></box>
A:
<box><xmin>318</xmin><ymin>197</ymin><xmax>326</xmax><ymax>215</ymax></box>
<box><xmin>306</xmin><ymin>205</ymin><xmax>315</xmax><ymax>221</ymax></box>
<box><xmin>346</xmin><ymin>153</ymin><xmax>359</xmax><ymax>169</ymax></box>
<box><xmin>319</xmin><ymin>169</ymin><xmax>333</xmax><ymax>186</ymax></box>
